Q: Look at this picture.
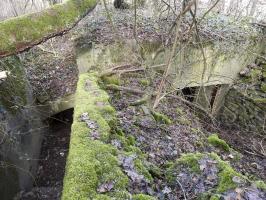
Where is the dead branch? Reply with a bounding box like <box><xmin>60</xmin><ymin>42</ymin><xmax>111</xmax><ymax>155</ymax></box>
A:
<box><xmin>105</xmin><ymin>84</ymin><xmax>145</xmax><ymax>95</ymax></box>
<box><xmin>129</xmin><ymin>95</ymin><xmax>150</xmax><ymax>106</ymax></box>
<box><xmin>167</xmin><ymin>94</ymin><xmax>216</xmax><ymax>125</ymax></box>
<box><xmin>153</xmin><ymin>0</ymin><xmax>196</xmax><ymax>109</ymax></box>
<box><xmin>105</xmin><ymin>83</ymin><xmax>216</xmax><ymax>124</ymax></box>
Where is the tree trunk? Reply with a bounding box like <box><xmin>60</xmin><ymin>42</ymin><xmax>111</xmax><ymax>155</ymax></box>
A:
<box><xmin>0</xmin><ymin>0</ymin><xmax>97</xmax><ymax>58</ymax></box>
<box><xmin>249</xmin><ymin>0</ymin><xmax>258</xmax><ymax>16</ymax></box>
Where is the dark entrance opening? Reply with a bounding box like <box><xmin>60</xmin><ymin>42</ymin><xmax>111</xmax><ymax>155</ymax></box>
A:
<box><xmin>210</xmin><ymin>85</ymin><xmax>221</xmax><ymax>109</ymax></box>
<box><xmin>181</xmin><ymin>87</ymin><xmax>197</xmax><ymax>102</ymax></box>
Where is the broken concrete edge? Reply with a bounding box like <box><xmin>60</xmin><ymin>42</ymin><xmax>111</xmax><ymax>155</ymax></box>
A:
<box><xmin>62</xmin><ymin>72</ymin><xmax>155</xmax><ymax>200</ymax></box>
<box><xmin>165</xmin><ymin>152</ymin><xmax>266</xmax><ymax>199</ymax></box>
<box><xmin>0</xmin><ymin>0</ymin><xmax>97</xmax><ymax>58</ymax></box>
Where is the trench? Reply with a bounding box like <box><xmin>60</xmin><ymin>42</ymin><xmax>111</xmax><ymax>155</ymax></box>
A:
<box><xmin>0</xmin><ymin>108</ymin><xmax>73</xmax><ymax>200</ymax></box>
<box><xmin>26</xmin><ymin>108</ymin><xmax>73</xmax><ymax>200</ymax></box>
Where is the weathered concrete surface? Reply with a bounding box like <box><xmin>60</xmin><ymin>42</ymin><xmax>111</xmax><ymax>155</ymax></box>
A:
<box><xmin>0</xmin><ymin>56</ymin><xmax>44</xmax><ymax>199</ymax></box>
<box><xmin>219</xmin><ymin>88</ymin><xmax>265</xmax><ymax>133</ymax></box>
<box><xmin>37</xmin><ymin>94</ymin><xmax>75</xmax><ymax>118</ymax></box>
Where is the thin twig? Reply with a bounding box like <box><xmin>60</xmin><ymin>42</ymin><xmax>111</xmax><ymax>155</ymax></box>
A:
<box><xmin>154</xmin><ymin>0</ymin><xmax>196</xmax><ymax>109</ymax></box>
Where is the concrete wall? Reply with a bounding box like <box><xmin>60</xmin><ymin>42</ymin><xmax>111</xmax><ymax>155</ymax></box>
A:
<box><xmin>0</xmin><ymin>56</ymin><xmax>44</xmax><ymax>199</ymax></box>
<box><xmin>219</xmin><ymin>88</ymin><xmax>265</xmax><ymax>134</ymax></box>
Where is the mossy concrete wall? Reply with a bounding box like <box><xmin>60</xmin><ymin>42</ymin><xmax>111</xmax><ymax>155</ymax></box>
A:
<box><xmin>62</xmin><ymin>73</ymin><xmax>155</xmax><ymax>200</ymax></box>
<box><xmin>36</xmin><ymin>94</ymin><xmax>75</xmax><ymax>118</ymax></box>
<box><xmin>0</xmin><ymin>0</ymin><xmax>97</xmax><ymax>57</ymax></box>
<box><xmin>77</xmin><ymin>38</ymin><xmax>262</xmax><ymax>90</ymax></box>
<box><xmin>165</xmin><ymin>43</ymin><xmax>260</xmax><ymax>88</ymax></box>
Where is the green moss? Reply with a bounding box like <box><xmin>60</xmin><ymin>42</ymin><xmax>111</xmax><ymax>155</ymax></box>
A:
<box><xmin>209</xmin><ymin>153</ymin><xmax>246</xmax><ymax>193</ymax></box>
<box><xmin>101</xmin><ymin>75</ymin><xmax>121</xmax><ymax>85</ymax></box>
<box><xmin>261</xmin><ymin>83</ymin><xmax>266</xmax><ymax>92</ymax></box>
<box><xmin>0</xmin><ymin>0</ymin><xmax>97</xmax><ymax>56</ymax></box>
<box><xmin>109</xmin><ymin>191</ymin><xmax>132</xmax><ymax>199</ymax></box>
<box><xmin>210</xmin><ymin>195</ymin><xmax>220</xmax><ymax>200</ymax></box>
<box><xmin>177</xmin><ymin>153</ymin><xmax>204</xmax><ymax>173</ymax></box>
<box><xmin>176</xmin><ymin>107</ymin><xmax>184</xmax><ymax>115</ymax></box>
<box><xmin>132</xmin><ymin>194</ymin><xmax>156</xmax><ymax>200</ymax></box>
<box><xmin>127</xmin><ymin>135</ymin><xmax>136</xmax><ymax>146</ymax></box>
<box><xmin>134</xmin><ymin>159</ymin><xmax>153</xmax><ymax>182</ymax></box>
<box><xmin>208</xmin><ymin>134</ymin><xmax>230</xmax><ymax>152</ymax></box>
<box><xmin>166</xmin><ymin>153</ymin><xmax>204</xmax><ymax>183</ymax></box>
<box><xmin>148</xmin><ymin>163</ymin><xmax>162</xmax><ymax>178</ymax></box>
<box><xmin>94</xmin><ymin>194</ymin><xmax>112</xmax><ymax>200</ymax></box>
<box><xmin>177</xmin><ymin>116</ymin><xmax>192</xmax><ymax>126</ymax></box>
<box><xmin>250</xmin><ymin>69</ymin><xmax>261</xmax><ymax>82</ymax></box>
<box><xmin>253</xmin><ymin>98</ymin><xmax>266</xmax><ymax>104</ymax></box>
<box><xmin>255</xmin><ymin>180</ymin><xmax>266</xmax><ymax>191</ymax></box>
<box><xmin>195</xmin><ymin>140</ymin><xmax>204</xmax><ymax>148</ymax></box>
<box><xmin>263</xmin><ymin>71</ymin><xmax>266</xmax><ymax>79</ymax></box>
<box><xmin>151</xmin><ymin>111</ymin><xmax>171</xmax><ymax>124</ymax></box>
<box><xmin>139</xmin><ymin>79</ymin><xmax>150</xmax><ymax>86</ymax></box>
<box><xmin>62</xmin><ymin>73</ymin><xmax>128</xmax><ymax>200</ymax></box>
<box><xmin>166</xmin><ymin>153</ymin><xmax>260</xmax><ymax>196</ymax></box>
<box><xmin>0</xmin><ymin>56</ymin><xmax>27</xmax><ymax>113</ymax></box>
<box><xmin>63</xmin><ymin>73</ymin><xmax>154</xmax><ymax>199</ymax></box>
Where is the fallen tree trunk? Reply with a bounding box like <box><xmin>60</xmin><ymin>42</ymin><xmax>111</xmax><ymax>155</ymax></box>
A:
<box><xmin>0</xmin><ymin>0</ymin><xmax>97</xmax><ymax>58</ymax></box>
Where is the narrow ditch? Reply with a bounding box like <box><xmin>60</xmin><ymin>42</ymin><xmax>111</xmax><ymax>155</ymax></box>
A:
<box><xmin>16</xmin><ymin>108</ymin><xmax>73</xmax><ymax>200</ymax></box>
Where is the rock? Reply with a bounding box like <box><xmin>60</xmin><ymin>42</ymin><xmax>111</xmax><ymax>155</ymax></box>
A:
<box><xmin>228</xmin><ymin>154</ymin><xmax>234</xmax><ymax>159</ymax></box>
<box><xmin>97</xmin><ymin>181</ymin><xmax>115</xmax><ymax>193</ymax></box>
<box><xmin>232</xmin><ymin>176</ymin><xmax>245</xmax><ymax>184</ymax></box>
<box><xmin>111</xmin><ymin>139</ymin><xmax>122</xmax><ymax>149</ymax></box>
<box><xmin>162</xmin><ymin>186</ymin><xmax>172</xmax><ymax>194</ymax></box>
<box><xmin>239</xmin><ymin>68</ymin><xmax>250</xmax><ymax>77</ymax></box>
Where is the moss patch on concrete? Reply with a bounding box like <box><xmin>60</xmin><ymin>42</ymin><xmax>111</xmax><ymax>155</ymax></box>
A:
<box><xmin>0</xmin><ymin>0</ymin><xmax>97</xmax><ymax>57</ymax></box>
<box><xmin>62</xmin><ymin>73</ymin><xmax>125</xmax><ymax>199</ymax></box>
<box><xmin>62</xmin><ymin>73</ymin><xmax>152</xmax><ymax>199</ymax></box>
